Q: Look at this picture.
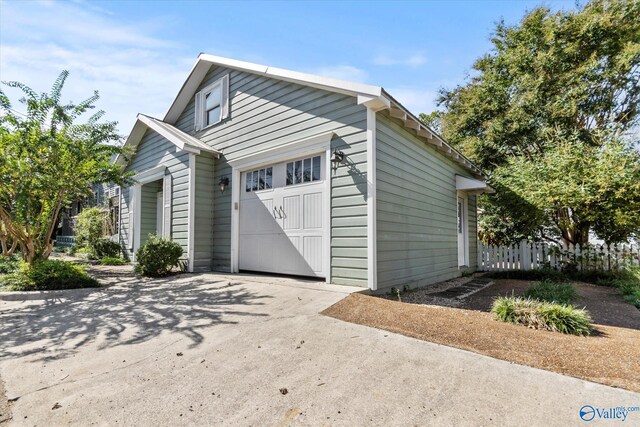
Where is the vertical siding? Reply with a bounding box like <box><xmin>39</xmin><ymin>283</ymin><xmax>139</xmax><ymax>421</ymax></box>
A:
<box><xmin>375</xmin><ymin>111</ymin><xmax>480</xmax><ymax>290</ymax></box>
<box><xmin>193</xmin><ymin>154</ymin><xmax>215</xmax><ymax>271</ymax></box>
<box><xmin>172</xmin><ymin>65</ymin><xmax>369</xmax><ymax>286</ymax></box>
<box><xmin>120</xmin><ymin>129</ymin><xmax>190</xmax><ymax>258</ymax></box>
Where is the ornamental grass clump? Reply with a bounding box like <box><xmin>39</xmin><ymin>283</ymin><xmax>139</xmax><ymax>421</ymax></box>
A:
<box><xmin>491</xmin><ymin>296</ymin><xmax>592</xmax><ymax>336</ymax></box>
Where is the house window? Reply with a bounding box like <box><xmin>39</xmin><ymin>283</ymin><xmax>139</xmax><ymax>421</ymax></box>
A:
<box><xmin>286</xmin><ymin>156</ymin><xmax>321</xmax><ymax>186</ymax></box>
<box><xmin>245</xmin><ymin>167</ymin><xmax>273</xmax><ymax>192</ymax></box>
<box><xmin>195</xmin><ymin>75</ymin><xmax>229</xmax><ymax>131</ymax></box>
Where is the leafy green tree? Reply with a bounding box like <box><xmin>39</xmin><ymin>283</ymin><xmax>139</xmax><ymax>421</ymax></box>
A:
<box><xmin>433</xmin><ymin>0</ymin><xmax>640</xmax><ymax>245</ymax></box>
<box><xmin>418</xmin><ymin>111</ymin><xmax>444</xmax><ymax>134</ymax></box>
<box><xmin>74</xmin><ymin>207</ymin><xmax>109</xmax><ymax>250</ymax></box>
<box><xmin>0</xmin><ymin>71</ymin><xmax>129</xmax><ymax>262</ymax></box>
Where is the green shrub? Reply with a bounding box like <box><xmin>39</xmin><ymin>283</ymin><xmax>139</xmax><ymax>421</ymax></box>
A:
<box><xmin>75</xmin><ymin>207</ymin><xmax>108</xmax><ymax>249</ymax></box>
<box><xmin>487</xmin><ymin>267</ymin><xmax>566</xmax><ymax>282</ymax></box>
<box><xmin>524</xmin><ymin>280</ymin><xmax>577</xmax><ymax>305</ymax></box>
<box><xmin>94</xmin><ymin>239</ymin><xmax>121</xmax><ymax>258</ymax></box>
<box><xmin>75</xmin><ymin>246</ymin><xmax>98</xmax><ymax>260</ymax></box>
<box><xmin>4</xmin><ymin>260</ymin><xmax>99</xmax><ymax>291</ymax></box>
<box><xmin>597</xmin><ymin>265</ymin><xmax>640</xmax><ymax>309</ymax></box>
<box><xmin>134</xmin><ymin>235</ymin><xmax>183</xmax><ymax>277</ymax></box>
<box><xmin>0</xmin><ymin>254</ymin><xmax>21</xmax><ymax>274</ymax></box>
<box><xmin>99</xmin><ymin>256</ymin><xmax>127</xmax><ymax>266</ymax></box>
<box><xmin>491</xmin><ymin>296</ymin><xmax>592</xmax><ymax>336</ymax></box>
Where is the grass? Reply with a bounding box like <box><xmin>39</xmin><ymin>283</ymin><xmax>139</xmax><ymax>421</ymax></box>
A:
<box><xmin>99</xmin><ymin>256</ymin><xmax>128</xmax><ymax>266</ymax></box>
<box><xmin>489</xmin><ymin>265</ymin><xmax>640</xmax><ymax>310</ymax></box>
<box><xmin>491</xmin><ymin>296</ymin><xmax>592</xmax><ymax>336</ymax></box>
<box><xmin>524</xmin><ymin>280</ymin><xmax>577</xmax><ymax>304</ymax></box>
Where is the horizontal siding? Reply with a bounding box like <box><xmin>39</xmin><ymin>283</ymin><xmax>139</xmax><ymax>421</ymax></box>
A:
<box><xmin>376</xmin><ymin>111</ymin><xmax>479</xmax><ymax>290</ymax></box>
<box><xmin>173</xmin><ymin>65</ymin><xmax>368</xmax><ymax>286</ymax></box>
<box><xmin>120</xmin><ymin>129</ymin><xmax>190</xmax><ymax>259</ymax></box>
<box><xmin>468</xmin><ymin>195</ymin><xmax>478</xmax><ymax>270</ymax></box>
<box><xmin>140</xmin><ymin>181</ymin><xmax>161</xmax><ymax>246</ymax></box>
<box><xmin>194</xmin><ymin>155</ymin><xmax>215</xmax><ymax>271</ymax></box>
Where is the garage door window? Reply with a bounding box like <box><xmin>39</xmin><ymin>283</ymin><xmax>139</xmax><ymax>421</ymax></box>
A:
<box><xmin>286</xmin><ymin>155</ymin><xmax>321</xmax><ymax>186</ymax></box>
<box><xmin>245</xmin><ymin>167</ymin><xmax>272</xmax><ymax>192</ymax></box>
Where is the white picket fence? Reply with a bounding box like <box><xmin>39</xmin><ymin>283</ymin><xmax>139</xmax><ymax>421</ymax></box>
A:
<box><xmin>478</xmin><ymin>240</ymin><xmax>640</xmax><ymax>272</ymax></box>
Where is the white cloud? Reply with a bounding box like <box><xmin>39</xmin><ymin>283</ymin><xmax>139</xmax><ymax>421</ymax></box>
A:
<box><xmin>387</xmin><ymin>87</ymin><xmax>439</xmax><ymax>116</ymax></box>
<box><xmin>0</xmin><ymin>1</ymin><xmax>192</xmax><ymax>136</ymax></box>
<box><xmin>311</xmin><ymin>65</ymin><xmax>369</xmax><ymax>82</ymax></box>
<box><xmin>373</xmin><ymin>52</ymin><xmax>428</xmax><ymax>67</ymax></box>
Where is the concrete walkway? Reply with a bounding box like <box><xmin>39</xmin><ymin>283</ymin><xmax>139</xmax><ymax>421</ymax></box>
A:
<box><xmin>1</xmin><ymin>273</ymin><xmax>637</xmax><ymax>426</ymax></box>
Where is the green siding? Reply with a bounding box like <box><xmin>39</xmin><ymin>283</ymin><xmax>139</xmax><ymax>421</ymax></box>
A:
<box><xmin>375</xmin><ymin>111</ymin><xmax>479</xmax><ymax>290</ymax></box>
<box><xmin>173</xmin><ymin>65</ymin><xmax>369</xmax><ymax>286</ymax></box>
<box><xmin>120</xmin><ymin>129</ymin><xmax>190</xmax><ymax>258</ymax></box>
<box><xmin>140</xmin><ymin>181</ymin><xmax>161</xmax><ymax>246</ymax></box>
<box><xmin>193</xmin><ymin>154</ymin><xmax>215</xmax><ymax>271</ymax></box>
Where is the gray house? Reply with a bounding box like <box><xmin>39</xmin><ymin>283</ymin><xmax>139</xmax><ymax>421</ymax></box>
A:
<box><xmin>116</xmin><ymin>54</ymin><xmax>491</xmax><ymax>291</ymax></box>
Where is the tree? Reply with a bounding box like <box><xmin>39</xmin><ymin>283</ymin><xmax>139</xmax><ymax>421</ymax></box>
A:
<box><xmin>0</xmin><ymin>71</ymin><xmax>130</xmax><ymax>263</ymax></box>
<box><xmin>433</xmin><ymin>0</ymin><xmax>640</xmax><ymax>245</ymax></box>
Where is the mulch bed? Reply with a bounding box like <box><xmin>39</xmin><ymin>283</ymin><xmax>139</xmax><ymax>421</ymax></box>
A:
<box><xmin>322</xmin><ymin>282</ymin><xmax>640</xmax><ymax>392</ymax></box>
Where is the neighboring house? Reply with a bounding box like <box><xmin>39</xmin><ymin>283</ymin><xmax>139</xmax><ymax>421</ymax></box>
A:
<box><xmin>115</xmin><ymin>54</ymin><xmax>492</xmax><ymax>291</ymax></box>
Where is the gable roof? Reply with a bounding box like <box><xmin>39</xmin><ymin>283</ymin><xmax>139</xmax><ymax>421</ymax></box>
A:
<box><xmin>116</xmin><ymin>114</ymin><xmax>220</xmax><ymax>166</ymax></box>
<box><xmin>160</xmin><ymin>54</ymin><xmax>483</xmax><ymax>176</ymax></box>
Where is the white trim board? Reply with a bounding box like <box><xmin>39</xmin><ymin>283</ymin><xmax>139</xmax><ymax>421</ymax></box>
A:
<box><xmin>115</xmin><ymin>114</ymin><xmax>220</xmax><ymax>166</ymax></box>
<box><xmin>187</xmin><ymin>153</ymin><xmax>196</xmax><ymax>272</ymax></box>
<box><xmin>365</xmin><ymin>105</ymin><xmax>378</xmax><ymax>291</ymax></box>
<box><xmin>133</xmin><ymin>165</ymin><xmax>166</xmax><ymax>184</ymax></box>
<box><xmin>229</xmin><ymin>133</ymin><xmax>333</xmax><ymax>283</ymax></box>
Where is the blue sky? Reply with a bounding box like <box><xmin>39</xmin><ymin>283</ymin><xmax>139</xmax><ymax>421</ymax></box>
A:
<box><xmin>0</xmin><ymin>0</ymin><xmax>577</xmax><ymax>134</ymax></box>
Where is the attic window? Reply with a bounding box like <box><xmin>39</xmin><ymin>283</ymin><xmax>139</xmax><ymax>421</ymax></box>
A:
<box><xmin>195</xmin><ymin>74</ymin><xmax>229</xmax><ymax>131</ymax></box>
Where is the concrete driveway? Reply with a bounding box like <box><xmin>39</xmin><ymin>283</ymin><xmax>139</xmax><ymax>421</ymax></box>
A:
<box><xmin>1</xmin><ymin>272</ymin><xmax>638</xmax><ymax>426</ymax></box>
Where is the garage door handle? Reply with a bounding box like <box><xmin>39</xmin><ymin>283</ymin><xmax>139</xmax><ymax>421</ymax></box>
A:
<box><xmin>278</xmin><ymin>206</ymin><xmax>286</xmax><ymax>219</ymax></box>
<box><xmin>273</xmin><ymin>207</ymin><xmax>279</xmax><ymax>219</ymax></box>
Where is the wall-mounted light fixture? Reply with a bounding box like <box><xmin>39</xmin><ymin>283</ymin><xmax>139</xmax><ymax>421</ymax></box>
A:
<box><xmin>330</xmin><ymin>149</ymin><xmax>346</xmax><ymax>171</ymax></box>
<box><xmin>218</xmin><ymin>177</ymin><xmax>229</xmax><ymax>194</ymax></box>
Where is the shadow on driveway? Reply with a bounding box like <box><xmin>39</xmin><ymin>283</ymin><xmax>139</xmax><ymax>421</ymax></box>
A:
<box><xmin>0</xmin><ymin>275</ymin><xmax>271</xmax><ymax>362</ymax></box>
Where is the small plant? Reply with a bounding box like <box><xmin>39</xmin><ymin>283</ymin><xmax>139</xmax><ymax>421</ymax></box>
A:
<box><xmin>99</xmin><ymin>256</ymin><xmax>127</xmax><ymax>266</ymax></box>
<box><xmin>491</xmin><ymin>296</ymin><xmax>592</xmax><ymax>336</ymax></box>
<box><xmin>134</xmin><ymin>235</ymin><xmax>183</xmax><ymax>277</ymax></box>
<box><xmin>524</xmin><ymin>280</ymin><xmax>577</xmax><ymax>305</ymax></box>
<box><xmin>93</xmin><ymin>239</ymin><xmax>121</xmax><ymax>259</ymax></box>
<box><xmin>75</xmin><ymin>207</ymin><xmax>108</xmax><ymax>249</ymax></box>
<box><xmin>0</xmin><ymin>254</ymin><xmax>21</xmax><ymax>274</ymax></box>
<box><xmin>597</xmin><ymin>265</ymin><xmax>640</xmax><ymax>309</ymax></box>
<box><xmin>4</xmin><ymin>260</ymin><xmax>99</xmax><ymax>291</ymax></box>
<box><xmin>75</xmin><ymin>246</ymin><xmax>98</xmax><ymax>260</ymax></box>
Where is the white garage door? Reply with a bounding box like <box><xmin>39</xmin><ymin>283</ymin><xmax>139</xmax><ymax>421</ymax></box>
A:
<box><xmin>239</xmin><ymin>154</ymin><xmax>326</xmax><ymax>278</ymax></box>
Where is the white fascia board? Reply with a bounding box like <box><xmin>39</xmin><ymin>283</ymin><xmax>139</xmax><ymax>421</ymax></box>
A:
<box><xmin>164</xmin><ymin>54</ymin><xmax>383</xmax><ymax>125</ymax></box>
<box><xmin>383</xmin><ymin>95</ymin><xmax>484</xmax><ymax>177</ymax></box>
<box><xmin>115</xmin><ymin>119</ymin><xmax>148</xmax><ymax>166</ymax></box>
<box><xmin>456</xmin><ymin>175</ymin><xmax>494</xmax><ymax>193</ymax></box>
<box><xmin>199</xmin><ymin>54</ymin><xmax>382</xmax><ymax>97</ymax></box>
<box><xmin>138</xmin><ymin>114</ymin><xmax>220</xmax><ymax>157</ymax></box>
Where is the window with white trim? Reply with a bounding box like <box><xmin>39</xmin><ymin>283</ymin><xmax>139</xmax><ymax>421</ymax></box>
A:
<box><xmin>245</xmin><ymin>167</ymin><xmax>273</xmax><ymax>192</ymax></box>
<box><xmin>286</xmin><ymin>156</ymin><xmax>321</xmax><ymax>186</ymax></box>
<box><xmin>194</xmin><ymin>75</ymin><xmax>229</xmax><ymax>131</ymax></box>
